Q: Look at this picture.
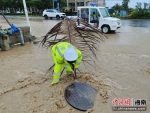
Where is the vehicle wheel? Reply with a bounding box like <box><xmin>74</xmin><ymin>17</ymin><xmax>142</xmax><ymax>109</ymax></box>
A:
<box><xmin>102</xmin><ymin>25</ymin><xmax>110</xmax><ymax>34</ymax></box>
<box><xmin>56</xmin><ymin>15</ymin><xmax>60</xmax><ymax>19</ymax></box>
<box><xmin>44</xmin><ymin>15</ymin><xmax>48</xmax><ymax>20</ymax></box>
<box><xmin>61</xmin><ymin>17</ymin><xmax>64</xmax><ymax>20</ymax></box>
<box><xmin>50</xmin><ymin>17</ymin><xmax>53</xmax><ymax>19</ymax></box>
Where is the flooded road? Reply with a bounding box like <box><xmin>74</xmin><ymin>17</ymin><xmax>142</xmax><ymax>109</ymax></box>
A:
<box><xmin>1</xmin><ymin>18</ymin><xmax>150</xmax><ymax>55</ymax></box>
<box><xmin>0</xmin><ymin>18</ymin><xmax>150</xmax><ymax>113</ymax></box>
<box><xmin>0</xmin><ymin>18</ymin><xmax>59</xmax><ymax>38</ymax></box>
<box><xmin>121</xmin><ymin>19</ymin><xmax>150</xmax><ymax>28</ymax></box>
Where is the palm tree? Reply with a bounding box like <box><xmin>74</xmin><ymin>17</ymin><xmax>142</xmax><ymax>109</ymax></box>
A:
<box><xmin>41</xmin><ymin>18</ymin><xmax>107</xmax><ymax>74</ymax></box>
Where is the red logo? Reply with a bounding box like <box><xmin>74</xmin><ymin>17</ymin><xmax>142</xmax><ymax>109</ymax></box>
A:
<box><xmin>112</xmin><ymin>98</ymin><xmax>131</xmax><ymax>106</ymax></box>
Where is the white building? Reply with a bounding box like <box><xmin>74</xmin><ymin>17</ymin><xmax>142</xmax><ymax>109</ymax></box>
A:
<box><xmin>67</xmin><ymin>0</ymin><xmax>106</xmax><ymax>10</ymax></box>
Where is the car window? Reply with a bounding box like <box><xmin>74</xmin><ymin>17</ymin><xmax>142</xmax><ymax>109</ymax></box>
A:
<box><xmin>54</xmin><ymin>10</ymin><xmax>60</xmax><ymax>13</ymax></box>
<box><xmin>46</xmin><ymin>10</ymin><xmax>54</xmax><ymax>12</ymax></box>
<box><xmin>99</xmin><ymin>8</ymin><xmax>110</xmax><ymax>18</ymax></box>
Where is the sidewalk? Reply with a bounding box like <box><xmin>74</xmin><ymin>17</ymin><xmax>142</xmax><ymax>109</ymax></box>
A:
<box><xmin>0</xmin><ymin>15</ymin><xmax>44</xmax><ymax>20</ymax></box>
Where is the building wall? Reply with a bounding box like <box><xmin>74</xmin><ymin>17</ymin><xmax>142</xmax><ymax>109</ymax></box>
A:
<box><xmin>67</xmin><ymin>0</ymin><xmax>106</xmax><ymax>11</ymax></box>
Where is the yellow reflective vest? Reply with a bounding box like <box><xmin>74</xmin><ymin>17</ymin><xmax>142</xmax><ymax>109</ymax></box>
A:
<box><xmin>51</xmin><ymin>42</ymin><xmax>82</xmax><ymax>84</ymax></box>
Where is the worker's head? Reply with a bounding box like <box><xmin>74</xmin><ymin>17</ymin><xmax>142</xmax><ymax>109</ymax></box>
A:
<box><xmin>64</xmin><ymin>48</ymin><xmax>78</xmax><ymax>63</ymax></box>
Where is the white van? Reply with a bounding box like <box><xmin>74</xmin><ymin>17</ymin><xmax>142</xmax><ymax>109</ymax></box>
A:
<box><xmin>76</xmin><ymin>6</ymin><xmax>121</xmax><ymax>34</ymax></box>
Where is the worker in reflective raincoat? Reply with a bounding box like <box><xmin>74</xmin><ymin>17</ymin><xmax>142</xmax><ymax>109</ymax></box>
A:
<box><xmin>51</xmin><ymin>42</ymin><xmax>82</xmax><ymax>85</ymax></box>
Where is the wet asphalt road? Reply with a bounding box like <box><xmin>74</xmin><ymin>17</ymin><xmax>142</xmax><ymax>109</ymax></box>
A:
<box><xmin>0</xmin><ymin>15</ymin><xmax>150</xmax><ymax>28</ymax></box>
<box><xmin>0</xmin><ymin>16</ymin><xmax>150</xmax><ymax>55</ymax></box>
<box><xmin>121</xmin><ymin>19</ymin><xmax>150</xmax><ymax>28</ymax></box>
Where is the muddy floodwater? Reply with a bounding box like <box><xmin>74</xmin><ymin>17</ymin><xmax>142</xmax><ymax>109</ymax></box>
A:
<box><xmin>0</xmin><ymin>18</ymin><xmax>150</xmax><ymax>113</ymax></box>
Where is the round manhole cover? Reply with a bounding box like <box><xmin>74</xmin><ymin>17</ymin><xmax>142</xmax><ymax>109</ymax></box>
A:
<box><xmin>65</xmin><ymin>82</ymin><xmax>98</xmax><ymax>111</ymax></box>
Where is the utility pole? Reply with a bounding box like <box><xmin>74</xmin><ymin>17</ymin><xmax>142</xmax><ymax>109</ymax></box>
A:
<box><xmin>23</xmin><ymin>0</ymin><xmax>32</xmax><ymax>34</ymax></box>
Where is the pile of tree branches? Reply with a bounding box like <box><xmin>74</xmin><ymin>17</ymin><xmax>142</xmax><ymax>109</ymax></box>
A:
<box><xmin>40</xmin><ymin>18</ymin><xmax>107</xmax><ymax>73</ymax></box>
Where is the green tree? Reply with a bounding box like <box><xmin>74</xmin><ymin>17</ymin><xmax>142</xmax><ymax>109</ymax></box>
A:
<box><xmin>59</xmin><ymin>0</ymin><xmax>67</xmax><ymax>9</ymax></box>
<box><xmin>0</xmin><ymin>0</ymin><xmax>67</xmax><ymax>13</ymax></box>
<box><xmin>13</xmin><ymin>0</ymin><xmax>23</xmax><ymax>11</ymax></box>
<box><xmin>112</xmin><ymin>3</ymin><xmax>123</xmax><ymax>14</ymax></box>
<box><xmin>135</xmin><ymin>2</ymin><xmax>142</xmax><ymax>11</ymax></box>
<box><xmin>143</xmin><ymin>3</ymin><xmax>148</xmax><ymax>10</ymax></box>
<box><xmin>122</xmin><ymin>0</ymin><xmax>130</xmax><ymax>11</ymax></box>
<box><xmin>148</xmin><ymin>3</ymin><xmax>150</xmax><ymax>10</ymax></box>
<box><xmin>0</xmin><ymin>0</ymin><xmax>4</xmax><ymax>10</ymax></box>
<box><xmin>130</xmin><ymin>2</ymin><xmax>150</xmax><ymax>19</ymax></box>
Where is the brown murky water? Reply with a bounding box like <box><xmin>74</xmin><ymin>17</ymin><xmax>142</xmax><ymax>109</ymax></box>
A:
<box><xmin>0</xmin><ymin>18</ymin><xmax>150</xmax><ymax>113</ymax></box>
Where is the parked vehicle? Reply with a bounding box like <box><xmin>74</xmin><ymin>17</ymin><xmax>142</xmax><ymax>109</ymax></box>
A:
<box><xmin>16</xmin><ymin>11</ymin><xmax>24</xmax><ymax>14</ymax></box>
<box><xmin>76</xmin><ymin>6</ymin><xmax>121</xmax><ymax>33</ymax></box>
<box><xmin>42</xmin><ymin>9</ymin><xmax>66</xmax><ymax>20</ymax></box>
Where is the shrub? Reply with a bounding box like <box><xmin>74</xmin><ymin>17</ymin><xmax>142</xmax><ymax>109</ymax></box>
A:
<box><xmin>110</xmin><ymin>14</ymin><xmax>121</xmax><ymax>19</ymax></box>
<box><xmin>130</xmin><ymin>10</ymin><xmax>139</xmax><ymax>18</ymax></box>
<box><xmin>130</xmin><ymin>10</ymin><xmax>150</xmax><ymax>19</ymax></box>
